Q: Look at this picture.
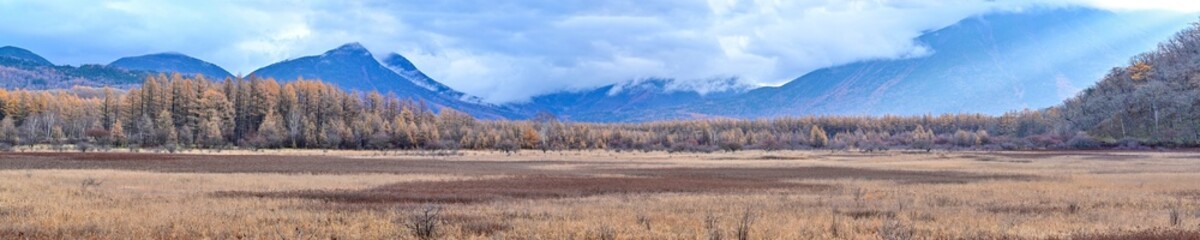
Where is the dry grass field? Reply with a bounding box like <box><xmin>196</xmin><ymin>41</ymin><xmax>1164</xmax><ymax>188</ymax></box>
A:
<box><xmin>1</xmin><ymin>150</ymin><xmax>1199</xmax><ymax>239</ymax></box>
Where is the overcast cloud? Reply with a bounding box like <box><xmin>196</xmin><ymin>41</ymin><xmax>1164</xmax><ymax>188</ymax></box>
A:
<box><xmin>1</xmin><ymin>0</ymin><xmax>1197</xmax><ymax>103</ymax></box>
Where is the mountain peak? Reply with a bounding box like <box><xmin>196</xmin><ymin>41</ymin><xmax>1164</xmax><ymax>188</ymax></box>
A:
<box><xmin>250</xmin><ymin>42</ymin><xmax>517</xmax><ymax>119</ymax></box>
<box><xmin>380</xmin><ymin>52</ymin><xmax>483</xmax><ymax>102</ymax></box>
<box><xmin>383</xmin><ymin>53</ymin><xmax>418</xmax><ymax>71</ymax></box>
<box><xmin>155</xmin><ymin>52</ymin><xmax>188</xmax><ymax>57</ymax></box>
<box><xmin>324</xmin><ymin>42</ymin><xmax>371</xmax><ymax>57</ymax></box>
<box><xmin>0</xmin><ymin>46</ymin><xmax>54</xmax><ymax>66</ymax></box>
<box><xmin>338</xmin><ymin>42</ymin><xmax>366</xmax><ymax>50</ymax></box>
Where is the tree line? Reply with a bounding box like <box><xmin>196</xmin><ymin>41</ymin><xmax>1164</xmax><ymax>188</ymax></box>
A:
<box><xmin>0</xmin><ymin>73</ymin><xmax>1081</xmax><ymax>153</ymax></box>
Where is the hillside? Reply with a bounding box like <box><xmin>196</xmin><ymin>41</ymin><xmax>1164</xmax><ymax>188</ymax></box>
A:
<box><xmin>1060</xmin><ymin>21</ymin><xmax>1200</xmax><ymax>145</ymax></box>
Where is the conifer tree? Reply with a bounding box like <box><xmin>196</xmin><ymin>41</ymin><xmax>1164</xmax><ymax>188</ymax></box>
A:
<box><xmin>810</xmin><ymin>125</ymin><xmax>828</xmax><ymax>148</ymax></box>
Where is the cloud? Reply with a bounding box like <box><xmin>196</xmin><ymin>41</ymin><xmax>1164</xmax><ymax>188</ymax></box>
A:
<box><xmin>1075</xmin><ymin>0</ymin><xmax>1200</xmax><ymax>12</ymax></box>
<box><xmin>0</xmin><ymin>0</ymin><xmax>1194</xmax><ymax>103</ymax></box>
<box><xmin>0</xmin><ymin>0</ymin><xmax>407</xmax><ymax>75</ymax></box>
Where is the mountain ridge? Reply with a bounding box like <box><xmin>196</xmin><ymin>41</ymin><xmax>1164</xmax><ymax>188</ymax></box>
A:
<box><xmin>109</xmin><ymin>52</ymin><xmax>235</xmax><ymax>79</ymax></box>
<box><xmin>381</xmin><ymin>53</ymin><xmax>485</xmax><ymax>104</ymax></box>
<box><xmin>0</xmin><ymin>46</ymin><xmax>54</xmax><ymax>66</ymax></box>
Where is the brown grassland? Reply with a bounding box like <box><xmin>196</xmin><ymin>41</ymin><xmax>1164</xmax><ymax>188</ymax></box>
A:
<box><xmin>1</xmin><ymin>149</ymin><xmax>1199</xmax><ymax>239</ymax></box>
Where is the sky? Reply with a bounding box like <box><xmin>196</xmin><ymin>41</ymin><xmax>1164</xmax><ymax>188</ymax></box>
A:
<box><xmin>2</xmin><ymin>0</ymin><xmax>1199</xmax><ymax>103</ymax></box>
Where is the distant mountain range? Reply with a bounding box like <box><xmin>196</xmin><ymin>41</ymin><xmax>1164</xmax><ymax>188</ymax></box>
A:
<box><xmin>508</xmin><ymin>78</ymin><xmax>749</xmax><ymax>122</ymax></box>
<box><xmin>695</xmin><ymin>8</ymin><xmax>1196</xmax><ymax>118</ymax></box>
<box><xmin>509</xmin><ymin>8</ymin><xmax>1195</xmax><ymax>121</ymax></box>
<box><xmin>0</xmin><ymin>46</ymin><xmax>143</xmax><ymax>89</ymax></box>
<box><xmin>0</xmin><ymin>46</ymin><xmax>233</xmax><ymax>90</ymax></box>
<box><xmin>1</xmin><ymin>7</ymin><xmax>1195</xmax><ymax>122</ymax></box>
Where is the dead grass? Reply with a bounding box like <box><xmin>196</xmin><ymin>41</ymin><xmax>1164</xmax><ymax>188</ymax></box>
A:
<box><xmin>1064</xmin><ymin>228</ymin><xmax>1200</xmax><ymax>240</ymax></box>
<box><xmin>2</xmin><ymin>150</ymin><xmax>1200</xmax><ymax>239</ymax></box>
<box><xmin>616</xmin><ymin>166</ymin><xmax>1036</xmax><ymax>184</ymax></box>
<box><xmin>0</xmin><ymin>152</ymin><xmax>585</xmax><ymax>175</ymax></box>
<box><xmin>839</xmin><ymin>209</ymin><xmax>897</xmax><ymax>220</ymax></box>
<box><xmin>215</xmin><ymin>175</ymin><xmax>829</xmax><ymax>204</ymax></box>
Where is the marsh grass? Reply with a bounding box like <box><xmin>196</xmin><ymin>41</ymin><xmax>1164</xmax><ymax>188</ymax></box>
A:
<box><xmin>0</xmin><ymin>150</ymin><xmax>1199</xmax><ymax>239</ymax></box>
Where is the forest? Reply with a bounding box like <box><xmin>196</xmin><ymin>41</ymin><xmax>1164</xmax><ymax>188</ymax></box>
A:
<box><xmin>5</xmin><ymin>22</ymin><xmax>1200</xmax><ymax>153</ymax></box>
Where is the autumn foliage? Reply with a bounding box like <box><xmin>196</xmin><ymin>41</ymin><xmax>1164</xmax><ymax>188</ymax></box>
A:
<box><xmin>0</xmin><ymin>72</ymin><xmax>1086</xmax><ymax>152</ymax></box>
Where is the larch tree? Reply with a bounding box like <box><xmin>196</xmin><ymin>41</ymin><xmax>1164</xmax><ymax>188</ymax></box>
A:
<box><xmin>911</xmin><ymin>125</ymin><xmax>934</xmax><ymax>152</ymax></box>
<box><xmin>255</xmin><ymin>109</ymin><xmax>285</xmax><ymax>148</ymax></box>
<box><xmin>199</xmin><ymin>114</ymin><xmax>223</xmax><ymax>148</ymax></box>
<box><xmin>810</xmin><ymin>125</ymin><xmax>828</xmax><ymax>148</ymax></box>
<box><xmin>520</xmin><ymin>126</ymin><xmax>540</xmax><ymax>149</ymax></box>
<box><xmin>0</xmin><ymin>117</ymin><xmax>16</xmax><ymax>144</ymax></box>
<box><xmin>111</xmin><ymin>119</ymin><xmax>126</xmax><ymax>146</ymax></box>
<box><xmin>155</xmin><ymin>110</ymin><xmax>177</xmax><ymax>146</ymax></box>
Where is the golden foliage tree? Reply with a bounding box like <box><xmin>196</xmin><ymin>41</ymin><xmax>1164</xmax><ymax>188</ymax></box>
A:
<box><xmin>810</xmin><ymin>125</ymin><xmax>828</xmax><ymax>148</ymax></box>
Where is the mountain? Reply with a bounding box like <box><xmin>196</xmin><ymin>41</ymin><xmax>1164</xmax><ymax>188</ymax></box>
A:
<box><xmin>504</xmin><ymin>8</ymin><xmax>1193</xmax><ymax>122</ymax></box>
<box><xmin>0</xmin><ymin>46</ymin><xmax>143</xmax><ymax>89</ymax></box>
<box><xmin>251</xmin><ymin>43</ymin><xmax>424</xmax><ymax>96</ymax></box>
<box><xmin>692</xmin><ymin>8</ymin><xmax>1197</xmax><ymax>118</ymax></box>
<box><xmin>511</xmin><ymin>79</ymin><xmax>747</xmax><ymax>122</ymax></box>
<box><xmin>0</xmin><ymin>46</ymin><xmax>54</xmax><ymax>66</ymax></box>
<box><xmin>250</xmin><ymin>43</ymin><xmax>519</xmax><ymax>119</ymax></box>
<box><xmin>108</xmin><ymin>53</ymin><xmax>234</xmax><ymax>79</ymax></box>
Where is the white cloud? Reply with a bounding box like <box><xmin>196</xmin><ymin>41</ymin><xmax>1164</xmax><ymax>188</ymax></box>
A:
<box><xmin>0</xmin><ymin>0</ymin><xmax>1195</xmax><ymax>103</ymax></box>
<box><xmin>1078</xmin><ymin>0</ymin><xmax>1200</xmax><ymax>12</ymax></box>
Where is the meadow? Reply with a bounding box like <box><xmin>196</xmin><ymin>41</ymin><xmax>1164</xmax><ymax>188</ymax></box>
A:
<box><xmin>1</xmin><ymin>149</ymin><xmax>1198</xmax><ymax>239</ymax></box>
